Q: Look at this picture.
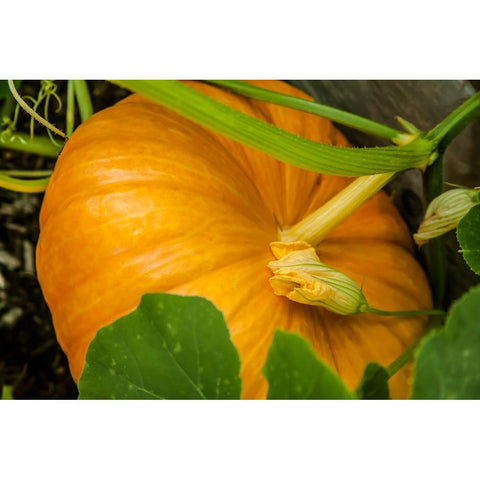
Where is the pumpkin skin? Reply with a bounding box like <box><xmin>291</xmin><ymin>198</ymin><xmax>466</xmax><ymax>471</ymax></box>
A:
<box><xmin>36</xmin><ymin>80</ymin><xmax>432</xmax><ymax>399</ymax></box>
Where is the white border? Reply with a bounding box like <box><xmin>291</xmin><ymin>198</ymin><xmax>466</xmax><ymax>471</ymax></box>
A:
<box><xmin>1</xmin><ymin>400</ymin><xmax>478</xmax><ymax>478</ymax></box>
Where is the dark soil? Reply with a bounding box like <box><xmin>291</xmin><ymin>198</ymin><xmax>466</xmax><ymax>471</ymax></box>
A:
<box><xmin>0</xmin><ymin>81</ymin><xmax>130</xmax><ymax>399</ymax></box>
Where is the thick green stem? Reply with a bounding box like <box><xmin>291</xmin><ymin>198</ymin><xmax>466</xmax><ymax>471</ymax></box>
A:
<box><xmin>386</xmin><ymin>337</ymin><xmax>422</xmax><ymax>378</ymax></box>
<box><xmin>73</xmin><ymin>80</ymin><xmax>93</xmax><ymax>122</ymax></box>
<box><xmin>281</xmin><ymin>173</ymin><xmax>395</xmax><ymax>244</ymax></box>
<box><xmin>426</xmin><ymin>91</ymin><xmax>480</xmax><ymax>149</ymax></box>
<box><xmin>0</xmin><ymin>132</ymin><xmax>60</xmax><ymax>157</ymax></box>
<box><xmin>0</xmin><ymin>169</ymin><xmax>52</xmax><ymax>177</ymax></box>
<box><xmin>205</xmin><ymin>80</ymin><xmax>409</xmax><ymax>144</ymax></box>
<box><xmin>0</xmin><ymin>172</ymin><xmax>49</xmax><ymax>193</ymax></box>
<box><xmin>422</xmin><ymin>157</ymin><xmax>447</xmax><ymax>311</ymax></box>
<box><xmin>112</xmin><ymin>80</ymin><xmax>434</xmax><ymax>177</ymax></box>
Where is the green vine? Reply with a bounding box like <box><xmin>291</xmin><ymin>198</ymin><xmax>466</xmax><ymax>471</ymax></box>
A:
<box><xmin>72</xmin><ymin>80</ymin><xmax>93</xmax><ymax>122</ymax></box>
<box><xmin>7</xmin><ymin>80</ymin><xmax>66</xmax><ymax>141</ymax></box>
<box><xmin>112</xmin><ymin>80</ymin><xmax>436</xmax><ymax>176</ymax></box>
<box><xmin>205</xmin><ymin>80</ymin><xmax>411</xmax><ymax>144</ymax></box>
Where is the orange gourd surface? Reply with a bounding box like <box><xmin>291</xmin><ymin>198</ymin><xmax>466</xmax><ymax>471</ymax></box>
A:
<box><xmin>36</xmin><ymin>81</ymin><xmax>432</xmax><ymax>398</ymax></box>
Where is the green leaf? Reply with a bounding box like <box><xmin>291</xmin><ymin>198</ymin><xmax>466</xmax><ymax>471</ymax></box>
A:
<box><xmin>112</xmin><ymin>80</ymin><xmax>434</xmax><ymax>177</ymax></box>
<box><xmin>263</xmin><ymin>330</ymin><xmax>353</xmax><ymax>399</ymax></box>
<box><xmin>457</xmin><ymin>203</ymin><xmax>480</xmax><ymax>275</ymax></box>
<box><xmin>411</xmin><ymin>285</ymin><xmax>480</xmax><ymax>399</ymax></box>
<box><xmin>78</xmin><ymin>293</ymin><xmax>241</xmax><ymax>399</ymax></box>
<box><xmin>355</xmin><ymin>362</ymin><xmax>390</xmax><ymax>399</ymax></box>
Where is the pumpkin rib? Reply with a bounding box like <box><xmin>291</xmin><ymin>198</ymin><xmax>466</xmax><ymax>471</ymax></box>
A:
<box><xmin>40</xmin><ymin>143</ymin><xmax>274</xmax><ymax>228</ymax></box>
<box><xmin>40</xmin><ymin>178</ymin><xmax>276</xmax><ymax>250</ymax></box>
<box><xmin>53</xmin><ymin>248</ymin><xmax>275</xmax><ymax>349</ymax></box>
<box><xmin>46</xmin><ymin>235</ymin><xmax>272</xmax><ymax>308</ymax></box>
<box><xmin>232</xmin><ymin>82</ymin><xmax>351</xmax><ymax>227</ymax></box>
<box><xmin>234</xmin><ymin>294</ymin><xmax>293</xmax><ymax>399</ymax></box>
<box><xmin>184</xmin><ymin>81</ymin><xmax>351</xmax><ymax>228</ymax></box>
<box><xmin>317</xmin><ymin>241</ymin><xmax>429</xmax><ymax>311</ymax></box>
<box><xmin>284</xmin><ymin>301</ymin><xmax>419</xmax><ymax>397</ymax></box>
<box><xmin>61</xmin><ymin>92</ymin><xmax>275</xmax><ymax>178</ymax></box>
<box><xmin>282</xmin><ymin>172</ymin><xmax>323</xmax><ymax>227</ymax></box>
<box><xmin>121</xmin><ymin>81</ymin><xmax>347</xmax><ymax>232</ymax></box>
<box><xmin>321</xmin><ymin>210</ymin><xmax>414</xmax><ymax>251</ymax></box>
<box><xmin>320</xmin><ymin>312</ymin><xmax>421</xmax><ymax>397</ymax></box>
<box><xmin>120</xmin><ymin>89</ymin><xmax>284</xmax><ymax>195</ymax></box>
<box><xmin>234</xmin><ymin>84</ymin><xmax>333</xmax><ymax>226</ymax></box>
<box><xmin>168</xmin><ymin>251</ymin><xmax>275</xmax><ymax>325</ymax></box>
<box><xmin>303</xmin><ymin>306</ymin><xmax>342</xmax><ymax>376</ymax></box>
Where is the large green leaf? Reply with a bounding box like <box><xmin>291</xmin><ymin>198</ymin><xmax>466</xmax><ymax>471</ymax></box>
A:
<box><xmin>355</xmin><ymin>362</ymin><xmax>390</xmax><ymax>399</ymax></box>
<box><xmin>78</xmin><ymin>293</ymin><xmax>241</xmax><ymax>399</ymax></box>
<box><xmin>263</xmin><ymin>330</ymin><xmax>353</xmax><ymax>399</ymax></box>
<box><xmin>457</xmin><ymin>203</ymin><xmax>480</xmax><ymax>275</ymax></box>
<box><xmin>411</xmin><ymin>285</ymin><xmax>480</xmax><ymax>399</ymax></box>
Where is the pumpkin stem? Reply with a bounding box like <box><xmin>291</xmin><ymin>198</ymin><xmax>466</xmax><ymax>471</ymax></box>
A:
<box><xmin>279</xmin><ymin>172</ymin><xmax>394</xmax><ymax>245</ymax></box>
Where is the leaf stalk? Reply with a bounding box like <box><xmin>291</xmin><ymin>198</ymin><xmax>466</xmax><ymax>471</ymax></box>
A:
<box><xmin>112</xmin><ymin>80</ymin><xmax>434</xmax><ymax>177</ymax></box>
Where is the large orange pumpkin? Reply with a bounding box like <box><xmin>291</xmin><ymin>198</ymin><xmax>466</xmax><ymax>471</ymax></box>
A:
<box><xmin>36</xmin><ymin>81</ymin><xmax>432</xmax><ymax>398</ymax></box>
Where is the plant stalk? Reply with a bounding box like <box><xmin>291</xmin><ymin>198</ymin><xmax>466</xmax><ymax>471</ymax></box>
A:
<box><xmin>422</xmin><ymin>156</ymin><xmax>447</xmax><ymax>311</ymax></box>
<box><xmin>280</xmin><ymin>173</ymin><xmax>395</xmax><ymax>245</ymax></box>
<box><xmin>112</xmin><ymin>80</ymin><xmax>434</xmax><ymax>177</ymax></box>
<box><xmin>0</xmin><ymin>169</ymin><xmax>52</xmax><ymax>177</ymax></box>
<box><xmin>7</xmin><ymin>80</ymin><xmax>66</xmax><ymax>139</ymax></box>
<box><xmin>0</xmin><ymin>172</ymin><xmax>49</xmax><ymax>193</ymax></box>
<box><xmin>386</xmin><ymin>337</ymin><xmax>422</xmax><ymax>378</ymax></box>
<box><xmin>205</xmin><ymin>80</ymin><xmax>409</xmax><ymax>144</ymax></box>
<box><xmin>0</xmin><ymin>132</ymin><xmax>60</xmax><ymax>157</ymax></box>
<box><xmin>73</xmin><ymin>80</ymin><xmax>93</xmax><ymax>122</ymax></box>
<box><xmin>426</xmin><ymin>91</ymin><xmax>480</xmax><ymax>149</ymax></box>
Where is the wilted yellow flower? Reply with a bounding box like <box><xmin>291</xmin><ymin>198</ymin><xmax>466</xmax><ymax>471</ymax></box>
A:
<box><xmin>268</xmin><ymin>241</ymin><xmax>368</xmax><ymax>315</ymax></box>
<box><xmin>414</xmin><ymin>188</ymin><xmax>480</xmax><ymax>246</ymax></box>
